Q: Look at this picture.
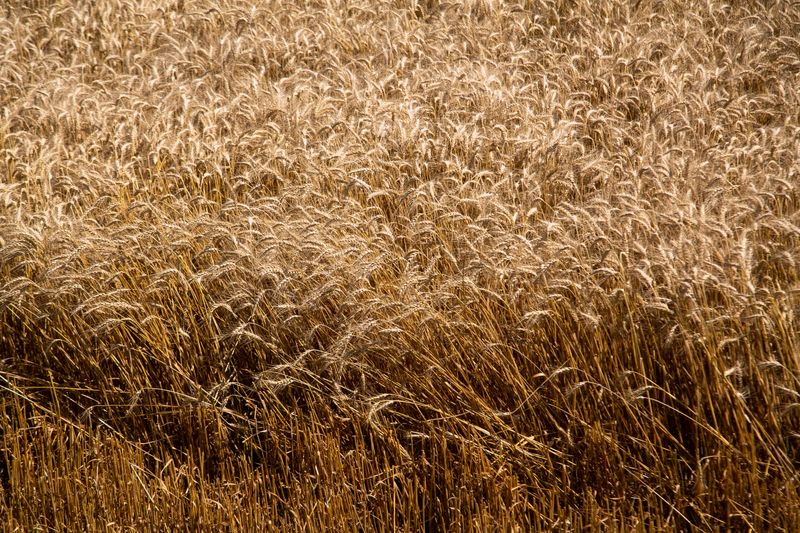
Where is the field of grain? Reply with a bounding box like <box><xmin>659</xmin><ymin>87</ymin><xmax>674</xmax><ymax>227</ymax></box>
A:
<box><xmin>1</xmin><ymin>0</ymin><xmax>799</xmax><ymax>529</ymax></box>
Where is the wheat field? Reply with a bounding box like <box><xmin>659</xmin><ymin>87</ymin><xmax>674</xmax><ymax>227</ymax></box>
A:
<box><xmin>1</xmin><ymin>0</ymin><xmax>799</xmax><ymax>530</ymax></box>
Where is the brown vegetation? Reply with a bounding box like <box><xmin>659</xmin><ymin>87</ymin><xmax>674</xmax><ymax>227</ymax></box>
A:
<box><xmin>1</xmin><ymin>0</ymin><xmax>799</xmax><ymax>530</ymax></box>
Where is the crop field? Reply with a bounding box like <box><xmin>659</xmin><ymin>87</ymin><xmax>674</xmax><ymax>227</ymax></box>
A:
<box><xmin>1</xmin><ymin>0</ymin><xmax>799</xmax><ymax>530</ymax></box>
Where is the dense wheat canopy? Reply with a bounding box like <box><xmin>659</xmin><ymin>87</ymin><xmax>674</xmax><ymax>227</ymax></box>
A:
<box><xmin>1</xmin><ymin>0</ymin><xmax>799</xmax><ymax>529</ymax></box>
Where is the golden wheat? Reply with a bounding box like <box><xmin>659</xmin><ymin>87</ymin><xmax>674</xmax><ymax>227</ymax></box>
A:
<box><xmin>1</xmin><ymin>0</ymin><xmax>799</xmax><ymax>530</ymax></box>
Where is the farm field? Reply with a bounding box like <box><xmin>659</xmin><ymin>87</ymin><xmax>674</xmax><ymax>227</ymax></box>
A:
<box><xmin>1</xmin><ymin>0</ymin><xmax>799</xmax><ymax>529</ymax></box>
